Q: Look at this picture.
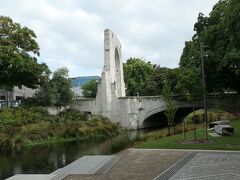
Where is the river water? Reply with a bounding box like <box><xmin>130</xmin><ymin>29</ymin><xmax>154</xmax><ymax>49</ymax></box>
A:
<box><xmin>0</xmin><ymin>141</ymin><xmax>110</xmax><ymax>180</ymax></box>
<box><xmin>0</xmin><ymin>129</ymin><xmax>149</xmax><ymax>180</ymax></box>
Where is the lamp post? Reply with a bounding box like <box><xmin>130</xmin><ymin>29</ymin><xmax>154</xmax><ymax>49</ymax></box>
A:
<box><xmin>200</xmin><ymin>42</ymin><xmax>208</xmax><ymax>141</ymax></box>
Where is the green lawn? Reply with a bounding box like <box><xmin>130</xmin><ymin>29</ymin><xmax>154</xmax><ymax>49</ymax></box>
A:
<box><xmin>135</xmin><ymin>119</ymin><xmax>240</xmax><ymax>151</ymax></box>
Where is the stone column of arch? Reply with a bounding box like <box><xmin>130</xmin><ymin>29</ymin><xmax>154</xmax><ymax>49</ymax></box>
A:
<box><xmin>95</xmin><ymin>29</ymin><xmax>126</xmax><ymax>120</ymax></box>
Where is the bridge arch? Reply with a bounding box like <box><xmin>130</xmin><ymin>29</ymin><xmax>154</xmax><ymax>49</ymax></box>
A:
<box><xmin>141</xmin><ymin>105</ymin><xmax>203</xmax><ymax>129</ymax></box>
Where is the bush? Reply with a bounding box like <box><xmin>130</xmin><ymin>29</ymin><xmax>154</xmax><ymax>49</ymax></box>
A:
<box><xmin>0</xmin><ymin>107</ymin><xmax>121</xmax><ymax>150</ymax></box>
<box><xmin>111</xmin><ymin>134</ymin><xmax>132</xmax><ymax>153</ymax></box>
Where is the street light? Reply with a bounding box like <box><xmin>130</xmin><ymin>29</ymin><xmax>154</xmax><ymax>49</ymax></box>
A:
<box><xmin>200</xmin><ymin>42</ymin><xmax>208</xmax><ymax>141</ymax></box>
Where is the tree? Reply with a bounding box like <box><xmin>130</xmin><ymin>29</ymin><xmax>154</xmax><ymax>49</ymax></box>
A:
<box><xmin>0</xmin><ymin>16</ymin><xmax>50</xmax><ymax>89</ymax></box>
<box><xmin>176</xmin><ymin>67</ymin><xmax>203</xmax><ymax>141</ymax></box>
<box><xmin>123</xmin><ymin>58</ymin><xmax>154</xmax><ymax>96</ymax></box>
<box><xmin>82</xmin><ymin>79</ymin><xmax>98</xmax><ymax>98</ymax></box>
<box><xmin>36</xmin><ymin>68</ymin><xmax>73</xmax><ymax>106</ymax></box>
<box><xmin>162</xmin><ymin>82</ymin><xmax>177</xmax><ymax>135</ymax></box>
<box><xmin>145</xmin><ymin>66</ymin><xmax>180</xmax><ymax>96</ymax></box>
<box><xmin>179</xmin><ymin>0</ymin><xmax>240</xmax><ymax>93</ymax></box>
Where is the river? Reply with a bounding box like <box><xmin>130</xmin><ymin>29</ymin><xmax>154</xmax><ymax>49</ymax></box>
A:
<box><xmin>0</xmin><ymin>141</ymin><xmax>111</xmax><ymax>180</ymax></box>
<box><xmin>0</xmin><ymin>129</ymin><xmax>151</xmax><ymax>180</ymax></box>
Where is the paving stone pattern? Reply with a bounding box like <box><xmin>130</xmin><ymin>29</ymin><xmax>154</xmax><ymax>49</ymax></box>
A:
<box><xmin>168</xmin><ymin>152</ymin><xmax>240</xmax><ymax>180</ymax></box>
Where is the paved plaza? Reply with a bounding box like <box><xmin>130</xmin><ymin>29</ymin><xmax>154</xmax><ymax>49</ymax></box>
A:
<box><xmin>64</xmin><ymin>149</ymin><xmax>240</xmax><ymax>180</ymax></box>
<box><xmin>159</xmin><ymin>152</ymin><xmax>240</xmax><ymax>180</ymax></box>
<box><xmin>8</xmin><ymin>149</ymin><xmax>240</xmax><ymax>180</ymax></box>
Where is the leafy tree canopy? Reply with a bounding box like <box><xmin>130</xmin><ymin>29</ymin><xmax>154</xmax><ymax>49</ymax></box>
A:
<box><xmin>82</xmin><ymin>79</ymin><xmax>99</xmax><ymax>98</ymax></box>
<box><xmin>145</xmin><ymin>66</ymin><xmax>180</xmax><ymax>95</ymax></box>
<box><xmin>36</xmin><ymin>68</ymin><xmax>73</xmax><ymax>106</ymax></box>
<box><xmin>123</xmin><ymin>58</ymin><xmax>154</xmax><ymax>96</ymax></box>
<box><xmin>176</xmin><ymin>67</ymin><xmax>203</xmax><ymax>102</ymax></box>
<box><xmin>0</xmin><ymin>16</ymin><xmax>50</xmax><ymax>89</ymax></box>
<box><xmin>179</xmin><ymin>0</ymin><xmax>240</xmax><ymax>93</ymax></box>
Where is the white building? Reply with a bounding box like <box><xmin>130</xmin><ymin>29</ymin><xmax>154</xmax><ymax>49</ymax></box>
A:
<box><xmin>0</xmin><ymin>86</ymin><xmax>36</xmax><ymax>101</ymax></box>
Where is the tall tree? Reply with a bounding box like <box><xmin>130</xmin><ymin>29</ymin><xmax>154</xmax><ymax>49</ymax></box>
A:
<box><xmin>36</xmin><ymin>68</ymin><xmax>73</xmax><ymax>106</ymax></box>
<box><xmin>145</xmin><ymin>66</ymin><xmax>180</xmax><ymax>95</ymax></box>
<box><xmin>176</xmin><ymin>67</ymin><xmax>203</xmax><ymax>141</ymax></box>
<box><xmin>0</xmin><ymin>16</ymin><xmax>50</xmax><ymax>89</ymax></box>
<box><xmin>162</xmin><ymin>82</ymin><xmax>177</xmax><ymax>135</ymax></box>
<box><xmin>123</xmin><ymin>58</ymin><xmax>154</xmax><ymax>96</ymax></box>
<box><xmin>180</xmin><ymin>0</ymin><xmax>240</xmax><ymax>93</ymax></box>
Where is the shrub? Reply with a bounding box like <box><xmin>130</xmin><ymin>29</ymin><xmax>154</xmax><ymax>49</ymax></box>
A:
<box><xmin>111</xmin><ymin>134</ymin><xmax>132</xmax><ymax>153</ymax></box>
<box><xmin>0</xmin><ymin>107</ymin><xmax>121</xmax><ymax>150</ymax></box>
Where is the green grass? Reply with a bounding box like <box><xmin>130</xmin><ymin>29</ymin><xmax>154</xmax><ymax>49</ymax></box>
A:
<box><xmin>135</xmin><ymin>119</ymin><xmax>240</xmax><ymax>151</ymax></box>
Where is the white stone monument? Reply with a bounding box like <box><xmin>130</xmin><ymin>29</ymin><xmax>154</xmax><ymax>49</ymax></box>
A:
<box><xmin>96</xmin><ymin>29</ymin><xmax>126</xmax><ymax>119</ymax></box>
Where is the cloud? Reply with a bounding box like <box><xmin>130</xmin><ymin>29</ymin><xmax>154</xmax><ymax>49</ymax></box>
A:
<box><xmin>0</xmin><ymin>0</ymin><xmax>219</xmax><ymax>76</ymax></box>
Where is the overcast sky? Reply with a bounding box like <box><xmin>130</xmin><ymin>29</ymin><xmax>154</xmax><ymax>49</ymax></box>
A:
<box><xmin>1</xmin><ymin>0</ymin><xmax>219</xmax><ymax>77</ymax></box>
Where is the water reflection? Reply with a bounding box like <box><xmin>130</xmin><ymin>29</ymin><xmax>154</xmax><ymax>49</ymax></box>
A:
<box><xmin>0</xmin><ymin>141</ymin><xmax>106</xmax><ymax>180</ymax></box>
<box><xmin>0</xmin><ymin>128</ymin><xmax>162</xmax><ymax>180</ymax></box>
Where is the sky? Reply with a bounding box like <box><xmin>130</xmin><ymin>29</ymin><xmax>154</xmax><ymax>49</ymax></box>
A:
<box><xmin>0</xmin><ymin>0</ymin><xmax>219</xmax><ymax>77</ymax></box>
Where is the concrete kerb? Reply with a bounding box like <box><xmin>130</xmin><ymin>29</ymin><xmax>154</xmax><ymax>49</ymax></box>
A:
<box><xmin>130</xmin><ymin>148</ymin><xmax>240</xmax><ymax>153</ymax></box>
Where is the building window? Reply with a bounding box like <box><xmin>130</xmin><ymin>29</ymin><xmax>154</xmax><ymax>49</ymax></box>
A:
<box><xmin>0</xmin><ymin>96</ymin><xmax>5</xmax><ymax>100</ymax></box>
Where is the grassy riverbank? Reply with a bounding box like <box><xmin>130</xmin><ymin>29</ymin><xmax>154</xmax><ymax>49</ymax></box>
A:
<box><xmin>135</xmin><ymin>118</ymin><xmax>240</xmax><ymax>150</ymax></box>
<box><xmin>0</xmin><ymin>107</ymin><xmax>120</xmax><ymax>150</ymax></box>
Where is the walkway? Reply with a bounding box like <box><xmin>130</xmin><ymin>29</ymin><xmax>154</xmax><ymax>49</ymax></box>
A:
<box><xmin>64</xmin><ymin>149</ymin><xmax>240</xmax><ymax>180</ymax></box>
<box><xmin>64</xmin><ymin>149</ymin><xmax>188</xmax><ymax>180</ymax></box>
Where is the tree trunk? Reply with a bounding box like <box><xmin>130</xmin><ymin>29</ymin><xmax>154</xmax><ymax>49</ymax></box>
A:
<box><xmin>193</xmin><ymin>106</ymin><xmax>196</xmax><ymax>141</ymax></box>
<box><xmin>183</xmin><ymin>120</ymin><xmax>186</xmax><ymax>141</ymax></box>
<box><xmin>168</xmin><ymin>125</ymin><xmax>171</xmax><ymax>136</ymax></box>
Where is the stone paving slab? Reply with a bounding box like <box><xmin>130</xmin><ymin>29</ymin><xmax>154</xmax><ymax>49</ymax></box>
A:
<box><xmin>156</xmin><ymin>152</ymin><xmax>240</xmax><ymax>180</ymax></box>
<box><xmin>52</xmin><ymin>155</ymin><xmax>117</xmax><ymax>175</ymax></box>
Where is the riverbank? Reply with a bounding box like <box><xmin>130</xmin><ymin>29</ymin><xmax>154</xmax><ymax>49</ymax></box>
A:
<box><xmin>0</xmin><ymin>107</ymin><xmax>121</xmax><ymax>150</ymax></box>
<box><xmin>135</xmin><ymin>118</ymin><xmax>240</xmax><ymax>150</ymax></box>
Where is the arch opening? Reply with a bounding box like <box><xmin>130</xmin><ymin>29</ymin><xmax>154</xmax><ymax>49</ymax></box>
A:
<box><xmin>142</xmin><ymin>107</ymin><xmax>203</xmax><ymax>129</ymax></box>
<box><xmin>115</xmin><ymin>48</ymin><xmax>121</xmax><ymax>97</ymax></box>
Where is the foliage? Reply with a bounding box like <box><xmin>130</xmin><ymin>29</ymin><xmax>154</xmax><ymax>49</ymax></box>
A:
<box><xmin>0</xmin><ymin>107</ymin><xmax>120</xmax><ymax>150</ymax></box>
<box><xmin>123</xmin><ymin>58</ymin><xmax>154</xmax><ymax>96</ymax></box>
<box><xmin>135</xmin><ymin>123</ymin><xmax>193</xmax><ymax>143</ymax></box>
<box><xmin>135</xmin><ymin>119</ymin><xmax>240</xmax><ymax>151</ymax></box>
<box><xmin>110</xmin><ymin>133</ymin><xmax>132</xmax><ymax>153</ymax></box>
<box><xmin>0</xmin><ymin>16</ymin><xmax>50</xmax><ymax>89</ymax></box>
<box><xmin>36</xmin><ymin>68</ymin><xmax>73</xmax><ymax>106</ymax></box>
<box><xmin>179</xmin><ymin>0</ymin><xmax>240</xmax><ymax>93</ymax></box>
<box><xmin>162</xmin><ymin>82</ymin><xmax>177</xmax><ymax>135</ymax></box>
<box><xmin>81</xmin><ymin>79</ymin><xmax>98</xmax><ymax>98</ymax></box>
<box><xmin>176</xmin><ymin>67</ymin><xmax>203</xmax><ymax>140</ymax></box>
<box><xmin>184</xmin><ymin>109</ymin><xmax>235</xmax><ymax>124</ymax></box>
<box><xmin>145</xmin><ymin>66</ymin><xmax>180</xmax><ymax>95</ymax></box>
<box><xmin>0</xmin><ymin>107</ymin><xmax>48</xmax><ymax>128</ymax></box>
<box><xmin>176</xmin><ymin>67</ymin><xmax>203</xmax><ymax>102</ymax></box>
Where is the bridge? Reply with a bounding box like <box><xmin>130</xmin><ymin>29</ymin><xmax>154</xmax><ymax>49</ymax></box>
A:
<box><xmin>71</xmin><ymin>29</ymin><xmax>240</xmax><ymax>129</ymax></box>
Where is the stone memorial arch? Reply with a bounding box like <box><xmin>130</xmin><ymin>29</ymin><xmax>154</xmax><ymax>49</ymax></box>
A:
<box><xmin>95</xmin><ymin>29</ymin><xmax>126</xmax><ymax>121</ymax></box>
<box><xmin>72</xmin><ymin>29</ymin><xmax>240</xmax><ymax>129</ymax></box>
